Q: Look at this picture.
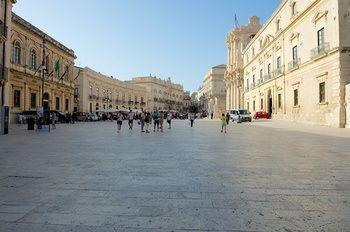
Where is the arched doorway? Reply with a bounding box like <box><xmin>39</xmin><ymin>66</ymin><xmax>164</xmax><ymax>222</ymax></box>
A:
<box><xmin>267</xmin><ymin>89</ymin><xmax>273</xmax><ymax>117</ymax></box>
<box><xmin>43</xmin><ymin>92</ymin><xmax>50</xmax><ymax>111</ymax></box>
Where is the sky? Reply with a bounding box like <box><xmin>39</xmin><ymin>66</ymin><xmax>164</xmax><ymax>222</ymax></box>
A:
<box><xmin>13</xmin><ymin>0</ymin><xmax>281</xmax><ymax>93</ymax></box>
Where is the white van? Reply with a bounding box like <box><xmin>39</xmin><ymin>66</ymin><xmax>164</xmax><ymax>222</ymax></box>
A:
<box><xmin>228</xmin><ymin>109</ymin><xmax>252</xmax><ymax>123</ymax></box>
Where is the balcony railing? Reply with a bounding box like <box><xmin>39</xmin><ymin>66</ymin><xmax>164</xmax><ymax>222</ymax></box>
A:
<box><xmin>257</xmin><ymin>78</ymin><xmax>264</xmax><ymax>85</ymax></box>
<box><xmin>288</xmin><ymin>58</ymin><xmax>301</xmax><ymax>70</ymax></box>
<box><xmin>263</xmin><ymin>74</ymin><xmax>272</xmax><ymax>82</ymax></box>
<box><xmin>311</xmin><ymin>43</ymin><xmax>330</xmax><ymax>59</ymax></box>
<box><xmin>274</xmin><ymin>67</ymin><xmax>283</xmax><ymax>76</ymax></box>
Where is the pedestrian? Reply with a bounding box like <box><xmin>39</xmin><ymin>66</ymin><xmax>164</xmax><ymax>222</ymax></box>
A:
<box><xmin>152</xmin><ymin>110</ymin><xmax>160</xmax><ymax>132</ymax></box>
<box><xmin>145</xmin><ymin>112</ymin><xmax>152</xmax><ymax>133</ymax></box>
<box><xmin>221</xmin><ymin>113</ymin><xmax>227</xmax><ymax>133</ymax></box>
<box><xmin>211</xmin><ymin>112</ymin><xmax>213</xmax><ymax>120</ymax></box>
<box><xmin>72</xmin><ymin>112</ymin><xmax>77</xmax><ymax>124</ymax></box>
<box><xmin>189</xmin><ymin>112</ymin><xmax>195</xmax><ymax>127</ymax></box>
<box><xmin>226</xmin><ymin>112</ymin><xmax>230</xmax><ymax>125</ymax></box>
<box><xmin>166</xmin><ymin>111</ymin><xmax>172</xmax><ymax>129</ymax></box>
<box><xmin>116</xmin><ymin>112</ymin><xmax>123</xmax><ymax>133</ymax></box>
<box><xmin>140</xmin><ymin>110</ymin><xmax>146</xmax><ymax>132</ymax></box>
<box><xmin>159</xmin><ymin>111</ymin><xmax>164</xmax><ymax>132</ymax></box>
<box><xmin>51</xmin><ymin>112</ymin><xmax>56</xmax><ymax>129</ymax></box>
<box><xmin>128</xmin><ymin>110</ymin><xmax>134</xmax><ymax>130</ymax></box>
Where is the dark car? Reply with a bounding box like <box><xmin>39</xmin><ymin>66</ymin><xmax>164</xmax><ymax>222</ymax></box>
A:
<box><xmin>19</xmin><ymin>111</ymin><xmax>37</xmax><ymax>123</ymax></box>
<box><xmin>254</xmin><ymin>111</ymin><xmax>270</xmax><ymax>119</ymax></box>
<box><xmin>76</xmin><ymin>112</ymin><xmax>89</xmax><ymax>121</ymax></box>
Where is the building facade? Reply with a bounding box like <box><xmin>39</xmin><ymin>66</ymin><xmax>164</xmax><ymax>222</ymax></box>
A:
<box><xmin>225</xmin><ymin>16</ymin><xmax>261</xmax><ymax>111</ymax></box>
<box><xmin>130</xmin><ymin>75</ymin><xmax>189</xmax><ymax>112</ymax></box>
<box><xmin>243</xmin><ymin>0</ymin><xmax>350</xmax><ymax>128</ymax></box>
<box><xmin>197</xmin><ymin>64</ymin><xmax>227</xmax><ymax>118</ymax></box>
<box><xmin>74</xmin><ymin>67</ymin><xmax>148</xmax><ymax>113</ymax></box>
<box><xmin>6</xmin><ymin>13</ymin><xmax>76</xmax><ymax>122</ymax></box>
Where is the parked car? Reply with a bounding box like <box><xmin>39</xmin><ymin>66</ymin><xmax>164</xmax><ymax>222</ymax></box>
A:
<box><xmin>19</xmin><ymin>111</ymin><xmax>37</xmax><ymax>123</ymax></box>
<box><xmin>254</xmin><ymin>111</ymin><xmax>270</xmax><ymax>119</ymax></box>
<box><xmin>49</xmin><ymin>110</ymin><xmax>66</xmax><ymax>123</ymax></box>
<box><xmin>87</xmin><ymin>113</ymin><xmax>99</xmax><ymax>121</ymax></box>
<box><xmin>76</xmin><ymin>112</ymin><xmax>88</xmax><ymax>121</ymax></box>
<box><xmin>228</xmin><ymin>109</ymin><xmax>252</xmax><ymax>123</ymax></box>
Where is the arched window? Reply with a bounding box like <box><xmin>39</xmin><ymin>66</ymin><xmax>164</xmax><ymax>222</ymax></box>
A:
<box><xmin>292</xmin><ymin>2</ymin><xmax>297</xmax><ymax>16</ymax></box>
<box><xmin>30</xmin><ymin>49</ymin><xmax>37</xmax><ymax>70</ymax></box>
<box><xmin>13</xmin><ymin>41</ymin><xmax>21</xmax><ymax>65</ymax></box>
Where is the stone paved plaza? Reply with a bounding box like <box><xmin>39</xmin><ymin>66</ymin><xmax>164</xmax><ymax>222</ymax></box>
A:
<box><xmin>0</xmin><ymin>120</ymin><xmax>349</xmax><ymax>232</ymax></box>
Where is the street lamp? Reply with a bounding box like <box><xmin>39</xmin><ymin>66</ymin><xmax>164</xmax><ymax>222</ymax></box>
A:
<box><xmin>41</xmin><ymin>37</ymin><xmax>47</xmax><ymax>110</ymax></box>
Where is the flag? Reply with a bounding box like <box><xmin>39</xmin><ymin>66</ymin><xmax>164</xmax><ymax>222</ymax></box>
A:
<box><xmin>54</xmin><ymin>60</ymin><xmax>60</xmax><ymax>78</ymax></box>
<box><xmin>59</xmin><ymin>66</ymin><xmax>68</xmax><ymax>81</ymax></box>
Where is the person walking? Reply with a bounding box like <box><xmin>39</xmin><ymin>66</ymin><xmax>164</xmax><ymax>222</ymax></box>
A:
<box><xmin>152</xmin><ymin>110</ymin><xmax>160</xmax><ymax>132</ymax></box>
<box><xmin>51</xmin><ymin>112</ymin><xmax>56</xmax><ymax>129</ymax></box>
<box><xmin>189</xmin><ymin>112</ymin><xmax>195</xmax><ymax>128</ymax></box>
<box><xmin>145</xmin><ymin>112</ymin><xmax>152</xmax><ymax>133</ymax></box>
<box><xmin>166</xmin><ymin>111</ymin><xmax>172</xmax><ymax>129</ymax></box>
<box><xmin>226</xmin><ymin>112</ymin><xmax>230</xmax><ymax>125</ymax></box>
<box><xmin>140</xmin><ymin>110</ymin><xmax>146</xmax><ymax>132</ymax></box>
<box><xmin>128</xmin><ymin>110</ymin><xmax>135</xmax><ymax>130</ymax></box>
<box><xmin>116</xmin><ymin>112</ymin><xmax>123</xmax><ymax>133</ymax></box>
<box><xmin>221</xmin><ymin>113</ymin><xmax>227</xmax><ymax>133</ymax></box>
<box><xmin>159</xmin><ymin>111</ymin><xmax>164</xmax><ymax>132</ymax></box>
<box><xmin>211</xmin><ymin>112</ymin><xmax>214</xmax><ymax>120</ymax></box>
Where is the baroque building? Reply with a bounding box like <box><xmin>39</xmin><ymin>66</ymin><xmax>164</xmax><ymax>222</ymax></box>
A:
<box><xmin>74</xmin><ymin>67</ymin><xmax>148</xmax><ymax>113</ymax></box>
<box><xmin>243</xmin><ymin>0</ymin><xmax>350</xmax><ymax>128</ymax></box>
<box><xmin>225</xmin><ymin>16</ymin><xmax>261</xmax><ymax>111</ymax></box>
<box><xmin>197</xmin><ymin>64</ymin><xmax>226</xmax><ymax>118</ymax></box>
<box><xmin>6</xmin><ymin>13</ymin><xmax>76</xmax><ymax>122</ymax></box>
<box><xmin>129</xmin><ymin>75</ymin><xmax>189</xmax><ymax>112</ymax></box>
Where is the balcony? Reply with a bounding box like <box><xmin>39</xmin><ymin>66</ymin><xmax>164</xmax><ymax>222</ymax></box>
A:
<box><xmin>263</xmin><ymin>74</ymin><xmax>272</xmax><ymax>82</ymax></box>
<box><xmin>274</xmin><ymin>67</ymin><xmax>283</xmax><ymax>76</ymax></box>
<box><xmin>288</xmin><ymin>58</ymin><xmax>301</xmax><ymax>71</ymax></box>
<box><xmin>250</xmin><ymin>83</ymin><xmax>256</xmax><ymax>90</ymax></box>
<box><xmin>311</xmin><ymin>43</ymin><xmax>330</xmax><ymax>59</ymax></box>
<box><xmin>257</xmin><ymin>78</ymin><xmax>264</xmax><ymax>85</ymax></box>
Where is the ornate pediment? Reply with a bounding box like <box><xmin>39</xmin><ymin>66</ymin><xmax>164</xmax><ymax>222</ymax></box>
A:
<box><xmin>312</xmin><ymin>11</ymin><xmax>328</xmax><ymax>24</ymax></box>
<box><xmin>289</xmin><ymin>32</ymin><xmax>300</xmax><ymax>41</ymax></box>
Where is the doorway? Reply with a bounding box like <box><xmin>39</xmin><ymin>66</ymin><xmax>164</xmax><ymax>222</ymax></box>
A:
<box><xmin>268</xmin><ymin>90</ymin><xmax>273</xmax><ymax>118</ymax></box>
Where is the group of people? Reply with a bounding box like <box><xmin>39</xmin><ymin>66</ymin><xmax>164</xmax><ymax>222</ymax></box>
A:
<box><xmin>116</xmin><ymin>110</ymin><xmax>198</xmax><ymax>133</ymax></box>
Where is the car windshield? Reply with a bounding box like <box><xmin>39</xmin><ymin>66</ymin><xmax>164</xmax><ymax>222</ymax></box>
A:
<box><xmin>239</xmin><ymin>110</ymin><xmax>249</xmax><ymax>115</ymax></box>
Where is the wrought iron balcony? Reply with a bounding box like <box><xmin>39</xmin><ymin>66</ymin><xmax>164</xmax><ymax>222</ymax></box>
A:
<box><xmin>288</xmin><ymin>58</ymin><xmax>301</xmax><ymax>70</ymax></box>
<box><xmin>311</xmin><ymin>43</ymin><xmax>330</xmax><ymax>59</ymax></box>
<box><xmin>263</xmin><ymin>74</ymin><xmax>272</xmax><ymax>82</ymax></box>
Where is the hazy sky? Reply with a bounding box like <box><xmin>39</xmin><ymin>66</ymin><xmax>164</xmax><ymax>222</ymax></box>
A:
<box><xmin>13</xmin><ymin>0</ymin><xmax>280</xmax><ymax>92</ymax></box>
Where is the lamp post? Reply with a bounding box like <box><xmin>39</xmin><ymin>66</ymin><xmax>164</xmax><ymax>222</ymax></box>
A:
<box><xmin>41</xmin><ymin>37</ymin><xmax>47</xmax><ymax>109</ymax></box>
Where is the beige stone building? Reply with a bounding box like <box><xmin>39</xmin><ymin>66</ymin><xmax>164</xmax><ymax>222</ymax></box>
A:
<box><xmin>242</xmin><ymin>0</ymin><xmax>350</xmax><ymax>128</ymax></box>
<box><xmin>129</xmin><ymin>75</ymin><xmax>189</xmax><ymax>112</ymax></box>
<box><xmin>6</xmin><ymin>13</ymin><xmax>76</xmax><ymax>122</ymax></box>
<box><xmin>197</xmin><ymin>64</ymin><xmax>227</xmax><ymax>118</ymax></box>
<box><xmin>74</xmin><ymin>67</ymin><xmax>148</xmax><ymax>113</ymax></box>
<box><xmin>225</xmin><ymin>16</ymin><xmax>261</xmax><ymax>111</ymax></box>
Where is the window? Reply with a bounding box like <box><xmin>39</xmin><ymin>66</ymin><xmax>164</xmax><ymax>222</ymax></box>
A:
<box><xmin>65</xmin><ymin>99</ymin><xmax>69</xmax><ymax>111</ymax></box>
<box><xmin>259</xmin><ymin>39</ymin><xmax>263</xmax><ymax>49</ymax></box>
<box><xmin>278</xmin><ymin>94</ymin><xmax>282</xmax><ymax>109</ymax></box>
<box><xmin>253</xmin><ymin>100</ymin><xmax>256</xmax><ymax>111</ymax></box>
<box><xmin>319</xmin><ymin>82</ymin><xmax>325</xmax><ymax>103</ymax></box>
<box><xmin>30</xmin><ymin>93</ymin><xmax>36</xmax><ymax>109</ymax></box>
<box><xmin>30</xmin><ymin>49</ymin><xmax>37</xmax><ymax>70</ymax></box>
<box><xmin>268</xmin><ymin>64</ymin><xmax>271</xmax><ymax>75</ymax></box>
<box><xmin>246</xmin><ymin>79</ymin><xmax>249</xmax><ymax>88</ymax></box>
<box><xmin>317</xmin><ymin>28</ymin><xmax>325</xmax><ymax>47</ymax></box>
<box><xmin>260</xmin><ymin>69</ymin><xmax>263</xmax><ymax>80</ymax></box>
<box><xmin>247</xmin><ymin>102</ymin><xmax>250</xmax><ymax>110</ymax></box>
<box><xmin>276</xmin><ymin>19</ymin><xmax>281</xmax><ymax>32</ymax></box>
<box><xmin>277</xmin><ymin>57</ymin><xmax>281</xmax><ymax>69</ymax></box>
<box><xmin>253</xmin><ymin>75</ymin><xmax>255</xmax><ymax>85</ymax></box>
<box><xmin>260</xmin><ymin>98</ymin><xmax>264</xmax><ymax>110</ymax></box>
<box><xmin>292</xmin><ymin>45</ymin><xmax>298</xmax><ymax>61</ymax></box>
<box><xmin>13</xmin><ymin>41</ymin><xmax>21</xmax><ymax>64</ymax></box>
<box><xmin>54</xmin><ymin>60</ymin><xmax>60</xmax><ymax>78</ymax></box>
<box><xmin>89</xmin><ymin>103</ymin><xmax>92</xmax><ymax>113</ymax></box>
<box><xmin>13</xmin><ymin>90</ymin><xmax>20</xmax><ymax>107</ymax></box>
<box><xmin>89</xmin><ymin>85</ymin><xmax>93</xmax><ymax>95</ymax></box>
<box><xmin>252</xmin><ymin>47</ymin><xmax>255</xmax><ymax>56</ymax></box>
<box><xmin>55</xmin><ymin>97</ymin><xmax>60</xmax><ymax>110</ymax></box>
<box><xmin>294</xmin><ymin>89</ymin><xmax>299</xmax><ymax>106</ymax></box>
<box><xmin>292</xmin><ymin>2</ymin><xmax>297</xmax><ymax>16</ymax></box>
<box><xmin>141</xmin><ymin>97</ymin><xmax>144</xmax><ymax>103</ymax></box>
